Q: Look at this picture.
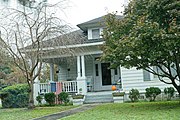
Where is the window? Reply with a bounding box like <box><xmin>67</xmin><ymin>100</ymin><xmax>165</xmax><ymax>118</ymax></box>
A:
<box><xmin>92</xmin><ymin>29</ymin><xmax>100</xmax><ymax>39</ymax></box>
<box><xmin>153</xmin><ymin>66</ymin><xmax>167</xmax><ymax>79</ymax></box>
<box><xmin>143</xmin><ymin>70</ymin><xmax>151</xmax><ymax>81</ymax></box>
<box><xmin>95</xmin><ymin>64</ymin><xmax>99</xmax><ymax>76</ymax></box>
<box><xmin>115</xmin><ymin>69</ymin><xmax>118</xmax><ymax>75</ymax></box>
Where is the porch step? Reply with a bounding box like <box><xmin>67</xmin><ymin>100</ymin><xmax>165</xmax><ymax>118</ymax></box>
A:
<box><xmin>84</xmin><ymin>94</ymin><xmax>113</xmax><ymax>104</ymax></box>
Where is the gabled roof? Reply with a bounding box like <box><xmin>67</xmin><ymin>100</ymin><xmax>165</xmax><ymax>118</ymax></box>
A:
<box><xmin>77</xmin><ymin>15</ymin><xmax>124</xmax><ymax>31</ymax></box>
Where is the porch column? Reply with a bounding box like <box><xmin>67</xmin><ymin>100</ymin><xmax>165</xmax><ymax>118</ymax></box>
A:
<box><xmin>81</xmin><ymin>55</ymin><xmax>86</xmax><ymax>79</ymax></box>
<box><xmin>76</xmin><ymin>55</ymin><xmax>87</xmax><ymax>95</ymax></box>
<box><xmin>77</xmin><ymin>56</ymin><xmax>81</xmax><ymax>79</ymax></box>
<box><xmin>50</xmin><ymin>63</ymin><xmax>54</xmax><ymax>82</ymax></box>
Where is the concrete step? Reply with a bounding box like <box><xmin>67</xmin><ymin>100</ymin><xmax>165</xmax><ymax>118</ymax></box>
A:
<box><xmin>84</xmin><ymin>94</ymin><xmax>113</xmax><ymax>104</ymax></box>
<box><xmin>84</xmin><ymin>99</ymin><xmax>113</xmax><ymax>104</ymax></box>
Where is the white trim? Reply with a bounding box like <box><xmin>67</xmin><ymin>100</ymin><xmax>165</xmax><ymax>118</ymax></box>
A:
<box><xmin>77</xmin><ymin>56</ymin><xmax>81</xmax><ymax>79</ymax></box>
<box><xmin>50</xmin><ymin>63</ymin><xmax>54</xmax><ymax>82</ymax></box>
<box><xmin>42</xmin><ymin>51</ymin><xmax>103</xmax><ymax>59</ymax></box>
<box><xmin>23</xmin><ymin>41</ymin><xmax>105</xmax><ymax>52</ymax></box>
<box><xmin>81</xmin><ymin>55</ymin><xmax>86</xmax><ymax>79</ymax></box>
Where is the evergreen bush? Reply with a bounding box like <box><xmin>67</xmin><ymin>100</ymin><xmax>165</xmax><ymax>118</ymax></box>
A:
<box><xmin>36</xmin><ymin>95</ymin><xmax>43</xmax><ymax>104</ymax></box>
<box><xmin>58</xmin><ymin>92</ymin><xmax>69</xmax><ymax>105</ymax></box>
<box><xmin>0</xmin><ymin>84</ymin><xmax>29</xmax><ymax>108</ymax></box>
<box><xmin>44</xmin><ymin>92</ymin><xmax>56</xmax><ymax>105</ymax></box>
<box><xmin>129</xmin><ymin>89</ymin><xmax>140</xmax><ymax>102</ymax></box>
<box><xmin>145</xmin><ymin>87</ymin><xmax>161</xmax><ymax>102</ymax></box>
<box><xmin>164</xmin><ymin>87</ymin><xmax>175</xmax><ymax>101</ymax></box>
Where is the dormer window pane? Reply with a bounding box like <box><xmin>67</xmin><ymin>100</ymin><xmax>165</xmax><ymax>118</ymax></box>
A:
<box><xmin>92</xmin><ymin>29</ymin><xmax>100</xmax><ymax>39</ymax></box>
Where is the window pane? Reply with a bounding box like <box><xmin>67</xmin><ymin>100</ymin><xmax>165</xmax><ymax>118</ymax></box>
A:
<box><xmin>95</xmin><ymin>64</ymin><xmax>99</xmax><ymax>76</ymax></box>
<box><xmin>143</xmin><ymin>70</ymin><xmax>151</xmax><ymax>81</ymax></box>
<box><xmin>115</xmin><ymin>69</ymin><xmax>118</xmax><ymax>75</ymax></box>
<box><xmin>92</xmin><ymin>29</ymin><xmax>100</xmax><ymax>39</ymax></box>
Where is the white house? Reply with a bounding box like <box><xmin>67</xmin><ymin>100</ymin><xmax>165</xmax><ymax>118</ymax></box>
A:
<box><xmin>33</xmin><ymin>15</ymin><xmax>174</xmax><ymax>104</ymax></box>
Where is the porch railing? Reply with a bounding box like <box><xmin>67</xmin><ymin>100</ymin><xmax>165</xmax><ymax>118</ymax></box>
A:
<box><xmin>39</xmin><ymin>81</ymin><xmax>77</xmax><ymax>94</ymax></box>
<box><xmin>62</xmin><ymin>81</ymin><xmax>77</xmax><ymax>93</ymax></box>
<box><xmin>39</xmin><ymin>83</ymin><xmax>51</xmax><ymax>94</ymax></box>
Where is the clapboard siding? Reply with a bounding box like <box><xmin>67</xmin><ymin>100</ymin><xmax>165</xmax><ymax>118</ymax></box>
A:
<box><xmin>58</xmin><ymin>63</ymin><xmax>67</xmax><ymax>81</ymax></box>
<box><xmin>85</xmin><ymin>57</ymin><xmax>93</xmax><ymax>77</ymax></box>
<box><xmin>121</xmin><ymin>67</ymin><xmax>173</xmax><ymax>93</ymax></box>
<box><xmin>58</xmin><ymin>56</ymin><xmax>94</xmax><ymax>81</ymax></box>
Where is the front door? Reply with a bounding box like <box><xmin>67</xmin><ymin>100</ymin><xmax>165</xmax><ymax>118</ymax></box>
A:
<box><xmin>94</xmin><ymin>61</ymin><xmax>113</xmax><ymax>91</ymax></box>
<box><xmin>101</xmin><ymin>63</ymin><xmax>111</xmax><ymax>85</ymax></box>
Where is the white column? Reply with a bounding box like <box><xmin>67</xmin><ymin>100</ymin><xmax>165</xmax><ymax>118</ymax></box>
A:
<box><xmin>81</xmin><ymin>55</ymin><xmax>86</xmax><ymax>79</ymax></box>
<box><xmin>50</xmin><ymin>63</ymin><xmax>54</xmax><ymax>82</ymax></box>
<box><xmin>77</xmin><ymin>56</ymin><xmax>81</xmax><ymax>79</ymax></box>
<box><xmin>76</xmin><ymin>55</ymin><xmax>87</xmax><ymax>95</ymax></box>
<box><xmin>58</xmin><ymin>65</ymin><xmax>61</xmax><ymax>81</ymax></box>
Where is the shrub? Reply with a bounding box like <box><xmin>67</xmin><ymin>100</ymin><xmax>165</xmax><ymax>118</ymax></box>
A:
<box><xmin>36</xmin><ymin>95</ymin><xmax>43</xmax><ymax>104</ymax></box>
<box><xmin>72</xmin><ymin>94</ymin><xmax>84</xmax><ymax>99</ymax></box>
<box><xmin>0</xmin><ymin>84</ymin><xmax>29</xmax><ymax>108</ymax></box>
<box><xmin>129</xmin><ymin>89</ymin><xmax>140</xmax><ymax>102</ymax></box>
<box><xmin>58</xmin><ymin>92</ymin><xmax>69</xmax><ymax>105</ymax></box>
<box><xmin>145</xmin><ymin>87</ymin><xmax>161</xmax><ymax>102</ymax></box>
<box><xmin>112</xmin><ymin>92</ymin><xmax>125</xmax><ymax>97</ymax></box>
<box><xmin>44</xmin><ymin>92</ymin><xmax>56</xmax><ymax>105</ymax></box>
<box><xmin>164</xmin><ymin>87</ymin><xmax>175</xmax><ymax>101</ymax></box>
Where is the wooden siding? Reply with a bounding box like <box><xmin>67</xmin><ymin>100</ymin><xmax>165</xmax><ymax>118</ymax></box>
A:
<box><xmin>121</xmin><ymin>67</ymin><xmax>173</xmax><ymax>93</ymax></box>
<box><xmin>58</xmin><ymin>56</ymin><xmax>94</xmax><ymax>81</ymax></box>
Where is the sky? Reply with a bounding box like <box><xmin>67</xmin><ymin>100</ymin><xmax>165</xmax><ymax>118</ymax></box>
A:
<box><xmin>0</xmin><ymin>0</ymin><xmax>126</xmax><ymax>29</ymax></box>
<box><xmin>50</xmin><ymin>0</ymin><xmax>126</xmax><ymax>28</ymax></box>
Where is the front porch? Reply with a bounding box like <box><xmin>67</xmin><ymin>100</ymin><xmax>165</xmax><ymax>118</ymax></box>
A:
<box><xmin>33</xmin><ymin>54</ymin><xmax>122</xmax><ymax>104</ymax></box>
<box><xmin>40</xmin><ymin>54</ymin><xmax>122</xmax><ymax>93</ymax></box>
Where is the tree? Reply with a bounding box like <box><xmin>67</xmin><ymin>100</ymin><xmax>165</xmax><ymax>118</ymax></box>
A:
<box><xmin>102</xmin><ymin>0</ymin><xmax>180</xmax><ymax>94</ymax></box>
<box><xmin>0</xmin><ymin>0</ymin><xmax>81</xmax><ymax>108</ymax></box>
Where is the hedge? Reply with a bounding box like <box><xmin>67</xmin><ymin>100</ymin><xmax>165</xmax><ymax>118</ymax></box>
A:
<box><xmin>0</xmin><ymin>84</ymin><xmax>29</xmax><ymax>108</ymax></box>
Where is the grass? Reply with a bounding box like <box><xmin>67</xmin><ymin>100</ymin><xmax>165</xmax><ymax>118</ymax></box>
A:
<box><xmin>0</xmin><ymin>105</ymin><xmax>76</xmax><ymax>120</ymax></box>
<box><xmin>61</xmin><ymin>101</ymin><xmax>180</xmax><ymax>120</ymax></box>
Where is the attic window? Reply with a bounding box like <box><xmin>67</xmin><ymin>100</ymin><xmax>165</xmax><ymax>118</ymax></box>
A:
<box><xmin>92</xmin><ymin>29</ymin><xmax>100</xmax><ymax>39</ymax></box>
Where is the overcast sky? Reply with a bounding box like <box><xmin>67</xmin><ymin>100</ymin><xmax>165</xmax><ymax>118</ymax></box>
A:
<box><xmin>0</xmin><ymin>0</ymin><xmax>126</xmax><ymax>29</ymax></box>
<box><xmin>52</xmin><ymin>0</ymin><xmax>125</xmax><ymax>28</ymax></box>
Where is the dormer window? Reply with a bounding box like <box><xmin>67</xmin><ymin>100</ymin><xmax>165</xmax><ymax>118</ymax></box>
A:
<box><xmin>92</xmin><ymin>29</ymin><xmax>100</xmax><ymax>39</ymax></box>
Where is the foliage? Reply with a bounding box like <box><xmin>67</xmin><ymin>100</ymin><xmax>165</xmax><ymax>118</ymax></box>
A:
<box><xmin>0</xmin><ymin>0</ymin><xmax>74</xmax><ymax>109</ymax></box>
<box><xmin>164</xmin><ymin>87</ymin><xmax>175</xmax><ymax>101</ymax></box>
<box><xmin>112</xmin><ymin>92</ymin><xmax>125</xmax><ymax>97</ymax></box>
<box><xmin>145</xmin><ymin>87</ymin><xmax>161</xmax><ymax>101</ymax></box>
<box><xmin>72</xmin><ymin>94</ymin><xmax>84</xmax><ymax>99</ymax></box>
<box><xmin>44</xmin><ymin>92</ymin><xmax>56</xmax><ymax>105</ymax></box>
<box><xmin>0</xmin><ymin>84</ymin><xmax>29</xmax><ymax>108</ymax></box>
<box><xmin>39</xmin><ymin>64</ymin><xmax>58</xmax><ymax>82</ymax></box>
<box><xmin>36</xmin><ymin>95</ymin><xmax>43</xmax><ymax>104</ymax></box>
<box><xmin>58</xmin><ymin>92</ymin><xmax>69</xmax><ymax>105</ymax></box>
<box><xmin>129</xmin><ymin>89</ymin><xmax>140</xmax><ymax>102</ymax></box>
<box><xmin>102</xmin><ymin>0</ymin><xmax>180</xmax><ymax>94</ymax></box>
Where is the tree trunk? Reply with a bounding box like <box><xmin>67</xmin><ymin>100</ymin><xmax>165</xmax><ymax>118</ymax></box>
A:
<box><xmin>28</xmin><ymin>83</ymin><xmax>35</xmax><ymax>109</ymax></box>
<box><xmin>171</xmin><ymin>79</ymin><xmax>180</xmax><ymax>96</ymax></box>
<box><xmin>176</xmin><ymin>86</ymin><xmax>180</xmax><ymax>96</ymax></box>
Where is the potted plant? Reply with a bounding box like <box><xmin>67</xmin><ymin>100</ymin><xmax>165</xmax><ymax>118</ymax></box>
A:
<box><xmin>112</xmin><ymin>92</ymin><xmax>125</xmax><ymax>103</ymax></box>
<box><xmin>72</xmin><ymin>88</ymin><xmax>85</xmax><ymax>105</ymax></box>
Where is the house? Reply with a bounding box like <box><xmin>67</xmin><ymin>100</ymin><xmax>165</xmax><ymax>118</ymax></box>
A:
<box><xmin>33</xmin><ymin>15</ymin><xmax>173</xmax><ymax>104</ymax></box>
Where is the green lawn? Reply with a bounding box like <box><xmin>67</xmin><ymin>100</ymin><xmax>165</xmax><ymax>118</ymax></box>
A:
<box><xmin>61</xmin><ymin>101</ymin><xmax>180</xmax><ymax>120</ymax></box>
<box><xmin>0</xmin><ymin>105</ymin><xmax>75</xmax><ymax>120</ymax></box>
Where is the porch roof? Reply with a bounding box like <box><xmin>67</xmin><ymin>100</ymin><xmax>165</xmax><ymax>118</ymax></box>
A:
<box><xmin>23</xmin><ymin>30</ymin><xmax>104</xmax><ymax>52</ymax></box>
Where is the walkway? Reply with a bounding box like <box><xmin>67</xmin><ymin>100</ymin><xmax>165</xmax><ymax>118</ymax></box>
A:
<box><xmin>32</xmin><ymin>104</ymin><xmax>98</xmax><ymax>120</ymax></box>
